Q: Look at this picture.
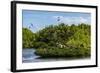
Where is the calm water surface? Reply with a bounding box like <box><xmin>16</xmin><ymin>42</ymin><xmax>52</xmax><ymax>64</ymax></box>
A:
<box><xmin>22</xmin><ymin>48</ymin><xmax>90</xmax><ymax>63</ymax></box>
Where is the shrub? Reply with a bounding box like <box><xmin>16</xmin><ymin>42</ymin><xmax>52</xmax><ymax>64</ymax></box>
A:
<box><xmin>35</xmin><ymin>47</ymin><xmax>90</xmax><ymax>58</ymax></box>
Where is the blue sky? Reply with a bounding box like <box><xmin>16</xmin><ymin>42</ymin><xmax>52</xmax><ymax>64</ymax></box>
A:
<box><xmin>22</xmin><ymin>10</ymin><xmax>91</xmax><ymax>32</ymax></box>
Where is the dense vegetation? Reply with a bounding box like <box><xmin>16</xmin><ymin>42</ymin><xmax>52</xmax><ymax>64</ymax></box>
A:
<box><xmin>23</xmin><ymin>23</ymin><xmax>91</xmax><ymax>58</ymax></box>
<box><xmin>23</xmin><ymin>28</ymin><xmax>35</xmax><ymax>48</ymax></box>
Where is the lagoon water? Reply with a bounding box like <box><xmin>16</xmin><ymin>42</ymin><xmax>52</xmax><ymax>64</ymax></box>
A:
<box><xmin>22</xmin><ymin>48</ymin><xmax>90</xmax><ymax>63</ymax></box>
<box><xmin>22</xmin><ymin>48</ymin><xmax>68</xmax><ymax>63</ymax></box>
<box><xmin>22</xmin><ymin>48</ymin><xmax>65</xmax><ymax>63</ymax></box>
<box><xmin>22</xmin><ymin>48</ymin><xmax>40</xmax><ymax>63</ymax></box>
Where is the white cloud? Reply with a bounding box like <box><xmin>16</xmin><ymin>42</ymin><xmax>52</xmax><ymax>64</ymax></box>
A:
<box><xmin>53</xmin><ymin>16</ymin><xmax>90</xmax><ymax>24</ymax></box>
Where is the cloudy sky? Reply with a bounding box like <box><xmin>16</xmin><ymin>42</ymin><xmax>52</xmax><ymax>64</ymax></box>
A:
<box><xmin>22</xmin><ymin>10</ymin><xmax>91</xmax><ymax>32</ymax></box>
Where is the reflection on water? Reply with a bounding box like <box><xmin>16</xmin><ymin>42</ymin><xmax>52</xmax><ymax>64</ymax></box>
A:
<box><xmin>22</xmin><ymin>48</ymin><xmax>40</xmax><ymax>63</ymax></box>
<box><xmin>22</xmin><ymin>48</ymin><xmax>90</xmax><ymax>63</ymax></box>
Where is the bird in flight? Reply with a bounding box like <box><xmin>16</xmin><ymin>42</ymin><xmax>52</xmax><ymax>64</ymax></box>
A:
<box><xmin>29</xmin><ymin>23</ymin><xmax>33</xmax><ymax>29</ymax></box>
<box><xmin>57</xmin><ymin>17</ymin><xmax>60</xmax><ymax>22</ymax></box>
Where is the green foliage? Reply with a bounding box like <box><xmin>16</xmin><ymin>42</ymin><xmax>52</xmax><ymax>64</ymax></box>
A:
<box><xmin>23</xmin><ymin>28</ymin><xmax>35</xmax><ymax>48</ymax></box>
<box><xmin>35</xmin><ymin>48</ymin><xmax>90</xmax><ymax>58</ymax></box>
<box><xmin>23</xmin><ymin>23</ymin><xmax>91</xmax><ymax>58</ymax></box>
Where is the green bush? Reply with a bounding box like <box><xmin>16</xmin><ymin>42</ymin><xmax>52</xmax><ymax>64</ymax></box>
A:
<box><xmin>35</xmin><ymin>47</ymin><xmax>90</xmax><ymax>58</ymax></box>
<box><xmin>23</xmin><ymin>23</ymin><xmax>91</xmax><ymax>58</ymax></box>
<box><xmin>23</xmin><ymin>28</ymin><xmax>36</xmax><ymax>48</ymax></box>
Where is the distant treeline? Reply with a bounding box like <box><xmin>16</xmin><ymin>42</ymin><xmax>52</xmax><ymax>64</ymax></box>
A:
<box><xmin>23</xmin><ymin>23</ymin><xmax>91</xmax><ymax>58</ymax></box>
